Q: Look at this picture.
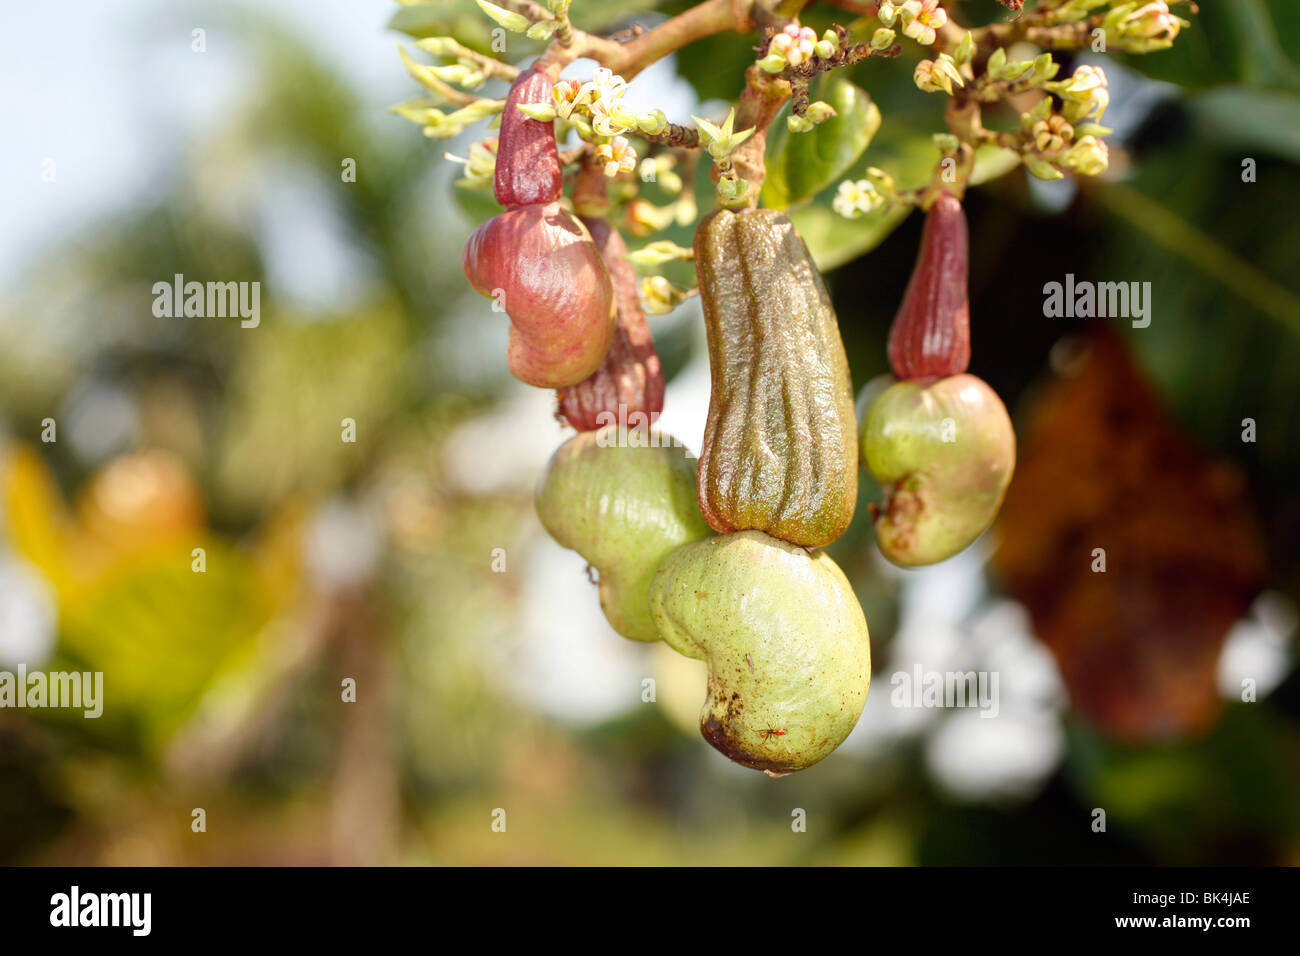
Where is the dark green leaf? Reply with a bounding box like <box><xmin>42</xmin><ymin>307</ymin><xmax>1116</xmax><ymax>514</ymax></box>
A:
<box><xmin>1116</xmin><ymin>0</ymin><xmax>1300</xmax><ymax>91</ymax></box>
<box><xmin>762</xmin><ymin>77</ymin><xmax>880</xmax><ymax>210</ymax></box>
<box><xmin>790</xmin><ymin>200</ymin><xmax>911</xmax><ymax>273</ymax></box>
<box><xmin>1189</xmin><ymin>86</ymin><xmax>1300</xmax><ymax>162</ymax></box>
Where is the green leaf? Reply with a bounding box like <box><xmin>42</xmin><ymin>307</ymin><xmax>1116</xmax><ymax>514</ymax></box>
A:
<box><xmin>1099</xmin><ymin>182</ymin><xmax>1300</xmax><ymax>339</ymax></box>
<box><xmin>1189</xmin><ymin>86</ymin><xmax>1300</xmax><ymax>163</ymax></box>
<box><xmin>1116</xmin><ymin>0</ymin><xmax>1300</xmax><ymax>91</ymax></box>
<box><xmin>784</xmin><ymin>143</ymin><xmax>1018</xmax><ymax>273</ymax></box>
<box><xmin>1086</xmin><ymin>150</ymin><xmax>1300</xmax><ymax>567</ymax></box>
<box><xmin>762</xmin><ymin>77</ymin><xmax>881</xmax><ymax>210</ymax></box>
<box><xmin>671</xmin><ymin>29</ymin><xmax>760</xmax><ymax>103</ymax></box>
<box><xmin>969</xmin><ymin>144</ymin><xmax>1021</xmax><ymax>186</ymax></box>
<box><xmin>788</xmin><ymin>200</ymin><xmax>911</xmax><ymax>273</ymax></box>
<box><xmin>61</xmin><ymin>539</ymin><xmax>269</xmax><ymax>745</ymax></box>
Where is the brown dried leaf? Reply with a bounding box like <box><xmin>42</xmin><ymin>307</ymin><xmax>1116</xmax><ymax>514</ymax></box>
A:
<box><xmin>992</xmin><ymin>329</ymin><xmax>1265</xmax><ymax>742</ymax></box>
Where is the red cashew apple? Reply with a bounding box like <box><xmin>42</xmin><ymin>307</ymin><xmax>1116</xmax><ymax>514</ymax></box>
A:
<box><xmin>462</xmin><ymin>202</ymin><xmax>616</xmax><ymax>389</ymax></box>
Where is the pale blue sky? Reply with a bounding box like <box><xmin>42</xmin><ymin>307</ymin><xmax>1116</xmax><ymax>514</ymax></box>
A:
<box><xmin>0</xmin><ymin>0</ymin><xmax>409</xmax><ymax>285</ymax></box>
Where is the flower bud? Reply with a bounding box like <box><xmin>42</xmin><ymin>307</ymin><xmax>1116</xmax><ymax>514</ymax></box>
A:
<box><xmin>955</xmin><ymin>30</ymin><xmax>974</xmax><ymax>66</ymax></box>
<box><xmin>475</xmin><ymin>0</ymin><xmax>529</xmax><ymax>33</ymax></box>
<box><xmin>595</xmin><ymin>136</ymin><xmax>637</xmax><ymax>177</ymax></box>
<box><xmin>1106</xmin><ymin>0</ymin><xmax>1184</xmax><ymax>52</ymax></box>
<box><xmin>1059</xmin><ymin>135</ymin><xmax>1109</xmax><ymax>177</ymax></box>
<box><xmin>805</xmin><ymin>100</ymin><xmax>837</xmax><ymax>124</ymax></box>
<box><xmin>933</xmin><ymin>132</ymin><xmax>960</xmax><ymax>153</ymax></box>
<box><xmin>1024</xmin><ymin>156</ymin><xmax>1064</xmax><ymax>180</ymax></box>
<box><xmin>635</xmin><ymin>109</ymin><xmax>669</xmax><ymax>136</ymax></box>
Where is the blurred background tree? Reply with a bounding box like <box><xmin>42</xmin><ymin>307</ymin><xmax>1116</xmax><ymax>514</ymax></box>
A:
<box><xmin>1</xmin><ymin>0</ymin><xmax>1298</xmax><ymax>865</ymax></box>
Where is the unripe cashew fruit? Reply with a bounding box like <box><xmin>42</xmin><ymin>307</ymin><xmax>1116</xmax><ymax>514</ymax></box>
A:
<box><xmin>860</xmin><ymin>373</ymin><xmax>1015</xmax><ymax>566</ymax></box>
<box><xmin>462</xmin><ymin>202</ymin><xmax>616</xmax><ymax>388</ymax></box>
<box><xmin>535</xmin><ymin>427</ymin><xmax>712</xmax><ymax>642</ymax></box>
<box><xmin>649</xmin><ymin>530</ymin><xmax>871</xmax><ymax>773</ymax></box>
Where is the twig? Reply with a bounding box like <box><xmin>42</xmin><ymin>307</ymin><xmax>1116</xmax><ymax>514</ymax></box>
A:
<box><xmin>729</xmin><ymin>64</ymin><xmax>792</xmax><ymax>205</ymax></box>
<box><xmin>642</xmin><ymin>122</ymin><xmax>703</xmax><ymax>150</ymax></box>
<box><xmin>542</xmin><ymin>0</ymin><xmax>746</xmax><ymax>79</ymax></box>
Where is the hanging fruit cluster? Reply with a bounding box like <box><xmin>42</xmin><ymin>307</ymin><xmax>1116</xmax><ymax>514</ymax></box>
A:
<box><xmin>859</xmin><ymin>192</ymin><xmax>1016</xmax><ymax>567</ymax></box>
<box><xmin>396</xmin><ymin>0</ymin><xmax>1196</xmax><ymax>773</ymax></box>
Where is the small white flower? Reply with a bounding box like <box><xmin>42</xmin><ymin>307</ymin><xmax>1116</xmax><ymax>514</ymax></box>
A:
<box><xmin>901</xmin><ymin>0</ymin><xmax>947</xmax><ymax>47</ymax></box>
<box><xmin>595</xmin><ymin>136</ymin><xmax>637</xmax><ymax>177</ymax></box>
<box><xmin>832</xmin><ymin>179</ymin><xmax>884</xmax><ymax>219</ymax></box>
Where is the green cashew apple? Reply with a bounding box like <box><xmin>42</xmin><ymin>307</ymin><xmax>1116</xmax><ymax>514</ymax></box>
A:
<box><xmin>535</xmin><ymin>427</ymin><xmax>712</xmax><ymax>642</ymax></box>
<box><xmin>649</xmin><ymin>530</ymin><xmax>871</xmax><ymax>774</ymax></box>
<box><xmin>860</xmin><ymin>373</ymin><xmax>1015</xmax><ymax>567</ymax></box>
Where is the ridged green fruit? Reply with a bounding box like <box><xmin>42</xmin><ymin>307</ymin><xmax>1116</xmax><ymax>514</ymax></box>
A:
<box><xmin>649</xmin><ymin>530</ymin><xmax>871</xmax><ymax>773</ymax></box>
<box><xmin>535</xmin><ymin>427</ymin><xmax>712</xmax><ymax>642</ymax></box>
<box><xmin>694</xmin><ymin>208</ymin><xmax>858</xmax><ymax>549</ymax></box>
<box><xmin>860</xmin><ymin>373</ymin><xmax>1016</xmax><ymax>566</ymax></box>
